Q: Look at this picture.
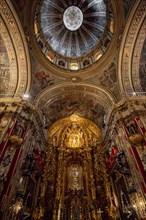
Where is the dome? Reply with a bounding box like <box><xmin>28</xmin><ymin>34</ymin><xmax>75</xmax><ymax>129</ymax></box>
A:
<box><xmin>34</xmin><ymin>0</ymin><xmax>114</xmax><ymax>71</ymax></box>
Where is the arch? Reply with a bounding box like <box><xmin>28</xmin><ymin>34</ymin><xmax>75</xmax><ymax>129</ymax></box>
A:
<box><xmin>0</xmin><ymin>0</ymin><xmax>31</xmax><ymax>98</ymax></box>
<box><xmin>34</xmin><ymin>83</ymin><xmax>117</xmax><ymax>129</ymax></box>
<box><xmin>118</xmin><ymin>0</ymin><xmax>146</xmax><ymax>96</ymax></box>
<box><xmin>34</xmin><ymin>82</ymin><xmax>117</xmax><ymax>106</ymax></box>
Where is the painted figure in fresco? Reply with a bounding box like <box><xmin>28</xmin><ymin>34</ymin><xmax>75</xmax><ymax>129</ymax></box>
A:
<box><xmin>47</xmin><ymin>95</ymin><xmax>106</xmax><ymax>128</ymax></box>
<box><xmin>99</xmin><ymin>63</ymin><xmax>117</xmax><ymax>87</ymax></box>
<box><xmin>34</xmin><ymin>71</ymin><xmax>55</xmax><ymax>89</ymax></box>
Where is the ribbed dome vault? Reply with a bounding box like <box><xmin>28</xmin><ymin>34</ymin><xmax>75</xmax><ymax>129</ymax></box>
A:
<box><xmin>40</xmin><ymin>0</ymin><xmax>106</xmax><ymax>57</ymax></box>
<box><xmin>34</xmin><ymin>0</ymin><xmax>114</xmax><ymax>71</ymax></box>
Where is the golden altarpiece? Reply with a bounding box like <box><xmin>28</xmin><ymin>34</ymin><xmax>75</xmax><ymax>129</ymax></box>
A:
<box><xmin>39</xmin><ymin>115</ymin><xmax>113</xmax><ymax>220</ymax></box>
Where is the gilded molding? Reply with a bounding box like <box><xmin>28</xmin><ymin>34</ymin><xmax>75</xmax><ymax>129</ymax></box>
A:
<box><xmin>34</xmin><ymin>83</ymin><xmax>117</xmax><ymax>108</ymax></box>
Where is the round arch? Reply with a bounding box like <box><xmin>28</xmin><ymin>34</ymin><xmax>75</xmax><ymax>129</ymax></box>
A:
<box><xmin>34</xmin><ymin>82</ymin><xmax>117</xmax><ymax>105</ymax></box>
<box><xmin>34</xmin><ymin>82</ymin><xmax>117</xmax><ymax>130</ymax></box>
<box><xmin>118</xmin><ymin>0</ymin><xmax>146</xmax><ymax>96</ymax></box>
<box><xmin>0</xmin><ymin>0</ymin><xmax>31</xmax><ymax>98</ymax></box>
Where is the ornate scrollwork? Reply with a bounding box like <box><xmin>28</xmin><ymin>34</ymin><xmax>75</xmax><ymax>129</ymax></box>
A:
<box><xmin>129</xmin><ymin>133</ymin><xmax>144</xmax><ymax>150</ymax></box>
<box><xmin>9</xmin><ymin>135</ymin><xmax>23</xmax><ymax>147</ymax></box>
<box><xmin>33</xmin><ymin>206</ymin><xmax>44</xmax><ymax>220</ymax></box>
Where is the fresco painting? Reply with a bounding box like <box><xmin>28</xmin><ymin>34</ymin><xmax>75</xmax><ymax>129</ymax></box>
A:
<box><xmin>30</xmin><ymin>58</ymin><xmax>55</xmax><ymax>98</ymax></box>
<box><xmin>43</xmin><ymin>94</ymin><xmax>106</xmax><ymax>129</ymax></box>
<box><xmin>98</xmin><ymin>63</ymin><xmax>120</xmax><ymax>98</ymax></box>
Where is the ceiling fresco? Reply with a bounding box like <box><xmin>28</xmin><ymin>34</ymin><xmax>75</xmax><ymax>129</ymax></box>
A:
<box><xmin>30</xmin><ymin>57</ymin><xmax>57</xmax><ymax>98</ymax></box>
<box><xmin>33</xmin><ymin>0</ymin><xmax>115</xmax><ymax>71</ymax></box>
<box><xmin>8</xmin><ymin>0</ymin><xmax>142</xmax><ymax>98</ymax></box>
<box><xmin>35</xmin><ymin>82</ymin><xmax>116</xmax><ymax>132</ymax></box>
<box><xmin>139</xmin><ymin>39</ymin><xmax>146</xmax><ymax>92</ymax></box>
<box><xmin>85</xmin><ymin>62</ymin><xmax>121</xmax><ymax>100</ymax></box>
<box><xmin>39</xmin><ymin>0</ymin><xmax>107</xmax><ymax>57</ymax></box>
<box><xmin>11</xmin><ymin>0</ymin><xmax>124</xmax><ymax>79</ymax></box>
<box><xmin>98</xmin><ymin>62</ymin><xmax>120</xmax><ymax>99</ymax></box>
<box><xmin>41</xmin><ymin>93</ymin><xmax>106</xmax><ymax>129</ymax></box>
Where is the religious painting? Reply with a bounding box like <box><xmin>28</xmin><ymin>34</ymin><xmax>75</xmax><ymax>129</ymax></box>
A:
<box><xmin>30</xmin><ymin>58</ymin><xmax>55</xmax><ymax>97</ymax></box>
